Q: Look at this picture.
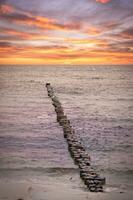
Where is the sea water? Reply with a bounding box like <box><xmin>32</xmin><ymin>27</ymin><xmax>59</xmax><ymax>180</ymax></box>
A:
<box><xmin>0</xmin><ymin>65</ymin><xmax>133</xmax><ymax>191</ymax></box>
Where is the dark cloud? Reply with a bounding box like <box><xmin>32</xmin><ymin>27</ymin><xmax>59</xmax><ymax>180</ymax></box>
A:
<box><xmin>0</xmin><ymin>41</ymin><xmax>11</xmax><ymax>47</ymax></box>
<box><xmin>118</xmin><ymin>40</ymin><xmax>133</xmax><ymax>48</ymax></box>
<box><xmin>102</xmin><ymin>22</ymin><xmax>121</xmax><ymax>30</ymax></box>
<box><xmin>110</xmin><ymin>27</ymin><xmax>133</xmax><ymax>40</ymax></box>
<box><xmin>0</xmin><ymin>0</ymin><xmax>7</xmax><ymax>5</ymax></box>
<box><xmin>36</xmin><ymin>45</ymin><xmax>69</xmax><ymax>50</ymax></box>
<box><xmin>103</xmin><ymin>39</ymin><xmax>133</xmax><ymax>53</ymax></box>
<box><xmin>0</xmin><ymin>35</ymin><xmax>15</xmax><ymax>40</ymax></box>
<box><xmin>0</xmin><ymin>12</ymin><xmax>34</xmax><ymax>21</ymax></box>
<box><xmin>120</xmin><ymin>28</ymin><xmax>133</xmax><ymax>39</ymax></box>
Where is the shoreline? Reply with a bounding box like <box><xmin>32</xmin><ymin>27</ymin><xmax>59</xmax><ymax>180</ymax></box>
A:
<box><xmin>0</xmin><ymin>178</ymin><xmax>133</xmax><ymax>200</ymax></box>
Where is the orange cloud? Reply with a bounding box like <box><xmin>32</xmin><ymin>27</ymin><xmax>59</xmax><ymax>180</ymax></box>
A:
<box><xmin>7</xmin><ymin>30</ymin><xmax>50</xmax><ymax>40</ymax></box>
<box><xmin>0</xmin><ymin>3</ymin><xmax>132</xmax><ymax>65</ymax></box>
<box><xmin>0</xmin><ymin>4</ymin><xmax>82</xmax><ymax>32</ymax></box>
<box><xmin>5</xmin><ymin>30</ymin><xmax>33</xmax><ymax>40</ymax></box>
<box><xmin>86</xmin><ymin>27</ymin><xmax>102</xmax><ymax>35</ymax></box>
<box><xmin>0</xmin><ymin>4</ymin><xmax>14</xmax><ymax>14</ymax></box>
<box><xmin>0</xmin><ymin>27</ymin><xmax>54</xmax><ymax>41</ymax></box>
<box><xmin>96</xmin><ymin>0</ymin><xmax>111</xmax><ymax>3</ymax></box>
<box><xmin>21</xmin><ymin>16</ymin><xmax>58</xmax><ymax>30</ymax></box>
<box><xmin>0</xmin><ymin>51</ymin><xmax>132</xmax><ymax>65</ymax></box>
<box><xmin>65</xmin><ymin>38</ymin><xmax>107</xmax><ymax>48</ymax></box>
<box><xmin>13</xmin><ymin>15</ymin><xmax>81</xmax><ymax>32</ymax></box>
<box><xmin>0</xmin><ymin>42</ymin><xmax>132</xmax><ymax>65</ymax></box>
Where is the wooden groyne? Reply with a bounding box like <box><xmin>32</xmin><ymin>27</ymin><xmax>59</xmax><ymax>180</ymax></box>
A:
<box><xmin>46</xmin><ymin>83</ymin><xmax>105</xmax><ymax>192</ymax></box>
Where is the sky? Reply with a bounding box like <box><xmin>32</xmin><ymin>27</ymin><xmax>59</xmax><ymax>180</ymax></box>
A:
<box><xmin>0</xmin><ymin>0</ymin><xmax>133</xmax><ymax>65</ymax></box>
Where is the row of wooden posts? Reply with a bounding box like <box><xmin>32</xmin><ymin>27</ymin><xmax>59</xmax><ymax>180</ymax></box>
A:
<box><xmin>46</xmin><ymin>83</ymin><xmax>105</xmax><ymax>192</ymax></box>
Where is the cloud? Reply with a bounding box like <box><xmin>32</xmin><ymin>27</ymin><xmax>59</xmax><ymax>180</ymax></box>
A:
<box><xmin>0</xmin><ymin>42</ymin><xmax>133</xmax><ymax>64</ymax></box>
<box><xmin>65</xmin><ymin>38</ymin><xmax>107</xmax><ymax>47</ymax></box>
<box><xmin>120</xmin><ymin>28</ymin><xmax>133</xmax><ymax>39</ymax></box>
<box><xmin>109</xmin><ymin>27</ymin><xmax>133</xmax><ymax>41</ymax></box>
<box><xmin>0</xmin><ymin>0</ymin><xmax>6</xmax><ymax>5</ymax></box>
<box><xmin>102</xmin><ymin>22</ymin><xmax>121</xmax><ymax>30</ymax></box>
<box><xmin>96</xmin><ymin>38</ymin><xmax>133</xmax><ymax>53</ymax></box>
<box><xmin>0</xmin><ymin>41</ymin><xmax>17</xmax><ymax>57</ymax></box>
<box><xmin>0</xmin><ymin>4</ymin><xmax>14</xmax><ymax>13</ymax></box>
<box><xmin>96</xmin><ymin>0</ymin><xmax>111</xmax><ymax>3</ymax></box>
<box><xmin>0</xmin><ymin>7</ymin><xmax>82</xmax><ymax>33</ymax></box>
<box><xmin>0</xmin><ymin>27</ymin><xmax>35</xmax><ymax>40</ymax></box>
<box><xmin>0</xmin><ymin>41</ymin><xmax>11</xmax><ymax>47</ymax></box>
<box><xmin>83</xmin><ymin>26</ymin><xmax>103</xmax><ymax>35</ymax></box>
<box><xmin>0</xmin><ymin>0</ymin><xmax>133</xmax><ymax>64</ymax></box>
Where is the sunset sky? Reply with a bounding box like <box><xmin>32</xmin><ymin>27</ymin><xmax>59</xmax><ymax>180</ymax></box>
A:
<box><xmin>0</xmin><ymin>0</ymin><xmax>133</xmax><ymax>65</ymax></box>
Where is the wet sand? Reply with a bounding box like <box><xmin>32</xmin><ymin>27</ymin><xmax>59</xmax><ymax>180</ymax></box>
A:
<box><xmin>0</xmin><ymin>178</ymin><xmax>133</xmax><ymax>200</ymax></box>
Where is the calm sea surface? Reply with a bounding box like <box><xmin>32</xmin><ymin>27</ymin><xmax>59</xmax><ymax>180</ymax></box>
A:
<box><xmin>0</xmin><ymin>65</ymin><xmax>133</xmax><ymax>190</ymax></box>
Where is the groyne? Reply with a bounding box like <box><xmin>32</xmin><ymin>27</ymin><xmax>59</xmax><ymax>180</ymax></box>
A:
<box><xmin>45</xmin><ymin>83</ymin><xmax>105</xmax><ymax>192</ymax></box>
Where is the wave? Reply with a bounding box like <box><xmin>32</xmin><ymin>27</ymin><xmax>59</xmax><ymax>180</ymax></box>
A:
<box><xmin>0</xmin><ymin>166</ymin><xmax>78</xmax><ymax>174</ymax></box>
<box><xmin>0</xmin><ymin>166</ymin><xmax>133</xmax><ymax>176</ymax></box>
<box><xmin>98</xmin><ymin>168</ymin><xmax>133</xmax><ymax>176</ymax></box>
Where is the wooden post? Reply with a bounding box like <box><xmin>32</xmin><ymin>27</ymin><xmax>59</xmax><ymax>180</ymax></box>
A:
<box><xmin>46</xmin><ymin>83</ymin><xmax>106</xmax><ymax>192</ymax></box>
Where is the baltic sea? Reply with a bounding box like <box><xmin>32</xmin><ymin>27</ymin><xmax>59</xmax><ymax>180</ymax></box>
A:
<box><xmin>0</xmin><ymin>65</ymin><xmax>133</xmax><ymax>199</ymax></box>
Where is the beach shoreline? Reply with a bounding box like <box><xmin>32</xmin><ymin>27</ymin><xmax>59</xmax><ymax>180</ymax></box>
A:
<box><xmin>0</xmin><ymin>178</ymin><xmax>133</xmax><ymax>200</ymax></box>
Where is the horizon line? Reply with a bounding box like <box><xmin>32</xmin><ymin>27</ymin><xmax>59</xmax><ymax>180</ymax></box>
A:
<box><xmin>0</xmin><ymin>64</ymin><xmax>133</xmax><ymax>66</ymax></box>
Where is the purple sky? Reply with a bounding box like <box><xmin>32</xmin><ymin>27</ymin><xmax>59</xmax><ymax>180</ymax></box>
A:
<box><xmin>0</xmin><ymin>0</ymin><xmax>133</xmax><ymax>64</ymax></box>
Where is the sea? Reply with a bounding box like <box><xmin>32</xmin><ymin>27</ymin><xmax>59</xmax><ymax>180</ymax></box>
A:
<box><xmin>0</xmin><ymin>65</ymin><xmax>133</xmax><ymax>193</ymax></box>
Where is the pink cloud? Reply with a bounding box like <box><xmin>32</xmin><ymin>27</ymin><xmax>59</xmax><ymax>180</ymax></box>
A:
<box><xmin>0</xmin><ymin>4</ymin><xmax>14</xmax><ymax>14</ymax></box>
<box><xmin>96</xmin><ymin>0</ymin><xmax>111</xmax><ymax>3</ymax></box>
